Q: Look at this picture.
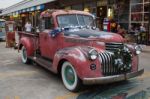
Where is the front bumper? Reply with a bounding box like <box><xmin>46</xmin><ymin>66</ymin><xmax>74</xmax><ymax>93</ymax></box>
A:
<box><xmin>83</xmin><ymin>69</ymin><xmax>144</xmax><ymax>85</ymax></box>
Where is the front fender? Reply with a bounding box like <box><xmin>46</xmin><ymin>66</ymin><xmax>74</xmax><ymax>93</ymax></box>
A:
<box><xmin>19</xmin><ymin>37</ymin><xmax>34</xmax><ymax>56</ymax></box>
<box><xmin>53</xmin><ymin>46</ymin><xmax>102</xmax><ymax>80</ymax></box>
<box><xmin>126</xmin><ymin>44</ymin><xmax>139</xmax><ymax>71</ymax></box>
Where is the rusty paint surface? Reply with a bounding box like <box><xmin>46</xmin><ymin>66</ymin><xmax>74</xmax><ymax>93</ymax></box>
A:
<box><xmin>18</xmin><ymin>10</ymin><xmax>141</xmax><ymax>85</ymax></box>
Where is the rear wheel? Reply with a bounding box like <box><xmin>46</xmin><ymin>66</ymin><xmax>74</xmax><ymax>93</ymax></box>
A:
<box><xmin>61</xmin><ymin>61</ymin><xmax>81</xmax><ymax>92</ymax></box>
<box><xmin>21</xmin><ymin>46</ymin><xmax>30</xmax><ymax>64</ymax></box>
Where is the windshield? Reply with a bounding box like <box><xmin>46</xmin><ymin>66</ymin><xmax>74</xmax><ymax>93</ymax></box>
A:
<box><xmin>57</xmin><ymin>14</ymin><xmax>95</xmax><ymax>28</ymax></box>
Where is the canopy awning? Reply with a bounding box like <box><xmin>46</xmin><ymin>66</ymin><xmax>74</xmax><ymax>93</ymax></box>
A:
<box><xmin>0</xmin><ymin>0</ymin><xmax>55</xmax><ymax>16</ymax></box>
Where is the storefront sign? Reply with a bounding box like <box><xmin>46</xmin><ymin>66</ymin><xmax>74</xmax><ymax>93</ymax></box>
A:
<box><xmin>30</xmin><ymin>6</ymin><xmax>36</xmax><ymax>11</ymax></box>
<box><xmin>36</xmin><ymin>5</ymin><xmax>41</xmax><ymax>10</ymax></box>
<box><xmin>36</xmin><ymin>5</ymin><xmax>45</xmax><ymax>10</ymax></box>
<box><xmin>22</xmin><ymin>9</ymin><xmax>26</xmax><ymax>13</ymax></box>
<box><xmin>27</xmin><ymin>8</ymin><xmax>30</xmax><ymax>12</ymax></box>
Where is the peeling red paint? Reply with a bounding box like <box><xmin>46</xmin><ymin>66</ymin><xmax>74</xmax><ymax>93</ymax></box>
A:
<box><xmin>18</xmin><ymin>10</ymin><xmax>143</xmax><ymax>88</ymax></box>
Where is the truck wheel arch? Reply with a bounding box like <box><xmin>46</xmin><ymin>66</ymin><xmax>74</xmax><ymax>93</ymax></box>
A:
<box><xmin>57</xmin><ymin>59</ymin><xmax>68</xmax><ymax>75</ymax></box>
<box><xmin>19</xmin><ymin>44</ymin><xmax>23</xmax><ymax>50</ymax></box>
<box><xmin>19</xmin><ymin>38</ymin><xmax>34</xmax><ymax>56</ymax></box>
<box><xmin>53</xmin><ymin>48</ymin><xmax>88</xmax><ymax>80</ymax></box>
<box><xmin>57</xmin><ymin>58</ymin><xmax>84</xmax><ymax>79</ymax></box>
<box><xmin>53</xmin><ymin>47</ymin><xmax>102</xmax><ymax>80</ymax></box>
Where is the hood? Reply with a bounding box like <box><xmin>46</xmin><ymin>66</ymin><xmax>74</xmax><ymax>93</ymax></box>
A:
<box><xmin>64</xmin><ymin>29</ymin><xmax>124</xmax><ymax>43</ymax></box>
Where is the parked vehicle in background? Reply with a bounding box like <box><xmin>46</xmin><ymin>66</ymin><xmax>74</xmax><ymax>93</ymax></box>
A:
<box><xmin>18</xmin><ymin>9</ymin><xmax>144</xmax><ymax>92</ymax></box>
<box><xmin>0</xmin><ymin>19</ymin><xmax>6</xmax><ymax>40</ymax></box>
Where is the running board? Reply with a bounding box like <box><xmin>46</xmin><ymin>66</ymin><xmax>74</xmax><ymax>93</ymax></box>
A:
<box><xmin>29</xmin><ymin>56</ymin><xmax>55</xmax><ymax>72</ymax></box>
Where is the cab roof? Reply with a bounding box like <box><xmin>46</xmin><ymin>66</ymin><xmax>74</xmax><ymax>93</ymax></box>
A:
<box><xmin>40</xmin><ymin>9</ymin><xmax>93</xmax><ymax>18</ymax></box>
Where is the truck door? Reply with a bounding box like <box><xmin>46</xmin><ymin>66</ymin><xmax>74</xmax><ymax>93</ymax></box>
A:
<box><xmin>39</xmin><ymin>17</ymin><xmax>61</xmax><ymax>60</ymax></box>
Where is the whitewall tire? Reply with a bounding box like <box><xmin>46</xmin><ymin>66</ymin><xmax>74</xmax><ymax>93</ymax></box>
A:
<box><xmin>21</xmin><ymin>46</ymin><xmax>30</xmax><ymax>64</ymax></box>
<box><xmin>61</xmin><ymin>61</ymin><xmax>81</xmax><ymax>92</ymax></box>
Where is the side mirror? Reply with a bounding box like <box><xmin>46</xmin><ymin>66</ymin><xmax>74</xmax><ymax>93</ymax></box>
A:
<box><xmin>50</xmin><ymin>28</ymin><xmax>62</xmax><ymax>38</ymax></box>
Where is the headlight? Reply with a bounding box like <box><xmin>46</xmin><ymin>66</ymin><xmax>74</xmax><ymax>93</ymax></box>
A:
<box><xmin>135</xmin><ymin>45</ymin><xmax>142</xmax><ymax>55</ymax></box>
<box><xmin>88</xmin><ymin>49</ymin><xmax>98</xmax><ymax>60</ymax></box>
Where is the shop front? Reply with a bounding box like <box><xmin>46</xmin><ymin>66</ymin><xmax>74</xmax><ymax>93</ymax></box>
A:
<box><xmin>19</xmin><ymin>5</ymin><xmax>45</xmax><ymax>31</ymax></box>
<box><xmin>130</xmin><ymin>0</ymin><xmax>150</xmax><ymax>44</ymax></box>
<box><xmin>0</xmin><ymin>0</ymin><xmax>56</xmax><ymax>32</ymax></box>
<box><xmin>54</xmin><ymin>0</ymin><xmax>130</xmax><ymax>31</ymax></box>
<box><xmin>1</xmin><ymin>0</ymin><xmax>149</xmax><ymax>44</ymax></box>
<box><xmin>7</xmin><ymin>5</ymin><xmax>45</xmax><ymax>32</ymax></box>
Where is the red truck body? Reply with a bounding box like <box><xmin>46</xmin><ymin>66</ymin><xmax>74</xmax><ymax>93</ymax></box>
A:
<box><xmin>18</xmin><ymin>10</ymin><xmax>144</xmax><ymax>92</ymax></box>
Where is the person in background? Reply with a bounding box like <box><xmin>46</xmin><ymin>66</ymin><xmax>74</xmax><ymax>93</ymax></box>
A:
<box><xmin>134</xmin><ymin>27</ymin><xmax>140</xmax><ymax>44</ymax></box>
<box><xmin>117</xmin><ymin>24</ymin><xmax>126</xmax><ymax>38</ymax></box>
<box><xmin>16</xmin><ymin>20</ymin><xmax>22</xmax><ymax>31</ymax></box>
<box><xmin>139</xmin><ymin>23</ymin><xmax>146</xmax><ymax>44</ymax></box>
<box><xmin>110</xmin><ymin>19</ymin><xmax>117</xmax><ymax>33</ymax></box>
<box><xmin>140</xmin><ymin>23</ymin><xmax>146</xmax><ymax>32</ymax></box>
<box><xmin>25</xmin><ymin>20</ymin><xmax>32</xmax><ymax>32</ymax></box>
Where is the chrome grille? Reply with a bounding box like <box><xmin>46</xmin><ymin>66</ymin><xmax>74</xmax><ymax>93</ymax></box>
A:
<box><xmin>105</xmin><ymin>43</ymin><xmax>124</xmax><ymax>52</ymax></box>
<box><xmin>99</xmin><ymin>43</ymin><xmax>132</xmax><ymax>76</ymax></box>
<box><xmin>99</xmin><ymin>52</ymin><xmax>121</xmax><ymax>76</ymax></box>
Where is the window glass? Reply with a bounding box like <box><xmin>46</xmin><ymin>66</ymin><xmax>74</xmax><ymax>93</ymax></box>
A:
<box><xmin>39</xmin><ymin>17</ymin><xmax>54</xmax><ymax>31</ymax></box>
<box><xmin>84</xmin><ymin>15</ymin><xmax>93</xmax><ymax>25</ymax></box>
<box><xmin>131</xmin><ymin>0</ymin><xmax>142</xmax><ymax>4</ymax></box>
<box><xmin>144</xmin><ymin>13</ymin><xmax>149</xmax><ymax>21</ymax></box>
<box><xmin>131</xmin><ymin>4</ymin><xmax>143</xmax><ymax>12</ymax></box>
<box><xmin>77</xmin><ymin>15</ymin><xmax>85</xmax><ymax>26</ymax></box>
<box><xmin>145</xmin><ymin>0</ymin><xmax>150</xmax><ymax>3</ymax></box>
<box><xmin>57</xmin><ymin>15</ymin><xmax>78</xmax><ymax>27</ymax></box>
<box><xmin>144</xmin><ymin>3</ymin><xmax>150</xmax><ymax>12</ymax></box>
<box><xmin>57</xmin><ymin>14</ymin><xmax>94</xmax><ymax>28</ymax></box>
<box><xmin>131</xmin><ymin>13</ymin><xmax>143</xmax><ymax>21</ymax></box>
<box><xmin>45</xmin><ymin>17</ymin><xmax>54</xmax><ymax>29</ymax></box>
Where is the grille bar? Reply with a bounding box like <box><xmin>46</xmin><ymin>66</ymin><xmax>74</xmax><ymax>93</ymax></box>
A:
<box><xmin>99</xmin><ymin>52</ymin><xmax>118</xmax><ymax>76</ymax></box>
<box><xmin>99</xmin><ymin>43</ymin><xmax>132</xmax><ymax>76</ymax></box>
<box><xmin>106</xmin><ymin>43</ymin><xmax>124</xmax><ymax>52</ymax></box>
<box><xmin>99</xmin><ymin>52</ymin><xmax>123</xmax><ymax>76</ymax></box>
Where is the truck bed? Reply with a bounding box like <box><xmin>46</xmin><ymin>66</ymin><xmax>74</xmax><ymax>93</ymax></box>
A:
<box><xmin>18</xmin><ymin>32</ymin><xmax>39</xmax><ymax>37</ymax></box>
<box><xmin>18</xmin><ymin>31</ymin><xmax>39</xmax><ymax>52</ymax></box>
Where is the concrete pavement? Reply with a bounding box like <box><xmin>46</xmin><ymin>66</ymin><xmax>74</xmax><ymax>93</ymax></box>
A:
<box><xmin>0</xmin><ymin>42</ymin><xmax>150</xmax><ymax>99</ymax></box>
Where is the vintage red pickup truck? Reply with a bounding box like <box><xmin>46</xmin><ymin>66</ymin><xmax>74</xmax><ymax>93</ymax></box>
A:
<box><xmin>18</xmin><ymin>9</ymin><xmax>144</xmax><ymax>92</ymax></box>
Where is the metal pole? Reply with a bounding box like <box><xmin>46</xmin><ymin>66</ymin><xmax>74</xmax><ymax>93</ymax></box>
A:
<box><xmin>148</xmin><ymin>0</ymin><xmax>150</xmax><ymax>44</ymax></box>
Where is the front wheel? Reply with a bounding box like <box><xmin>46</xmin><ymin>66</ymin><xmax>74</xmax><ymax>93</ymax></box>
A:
<box><xmin>61</xmin><ymin>62</ymin><xmax>81</xmax><ymax>92</ymax></box>
<box><xmin>21</xmin><ymin>46</ymin><xmax>30</xmax><ymax>64</ymax></box>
